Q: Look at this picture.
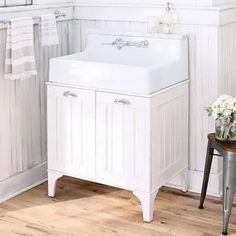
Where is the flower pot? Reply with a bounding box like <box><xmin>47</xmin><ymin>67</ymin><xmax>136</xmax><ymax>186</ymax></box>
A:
<box><xmin>215</xmin><ymin>119</ymin><xmax>236</xmax><ymax>142</ymax></box>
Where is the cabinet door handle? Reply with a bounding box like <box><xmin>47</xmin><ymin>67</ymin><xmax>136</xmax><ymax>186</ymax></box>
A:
<box><xmin>114</xmin><ymin>99</ymin><xmax>130</xmax><ymax>105</ymax></box>
<box><xmin>63</xmin><ymin>91</ymin><xmax>78</xmax><ymax>98</ymax></box>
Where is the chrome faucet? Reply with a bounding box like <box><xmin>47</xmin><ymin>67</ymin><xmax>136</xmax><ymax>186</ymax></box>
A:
<box><xmin>102</xmin><ymin>38</ymin><xmax>150</xmax><ymax>50</ymax></box>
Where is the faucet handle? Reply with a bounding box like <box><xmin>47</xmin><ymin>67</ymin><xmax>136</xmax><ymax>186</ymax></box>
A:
<box><xmin>139</xmin><ymin>40</ymin><xmax>149</xmax><ymax>48</ymax></box>
<box><xmin>113</xmin><ymin>38</ymin><xmax>126</xmax><ymax>50</ymax></box>
<box><xmin>102</xmin><ymin>38</ymin><xmax>123</xmax><ymax>46</ymax></box>
<box><xmin>113</xmin><ymin>38</ymin><xmax>123</xmax><ymax>44</ymax></box>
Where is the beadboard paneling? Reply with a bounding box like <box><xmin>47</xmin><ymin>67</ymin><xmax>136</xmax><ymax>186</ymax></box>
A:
<box><xmin>0</xmin><ymin>21</ymin><xmax>74</xmax><ymax>183</ymax></box>
<box><xmin>219</xmin><ymin>23</ymin><xmax>236</xmax><ymax>97</ymax></box>
<box><xmin>76</xmin><ymin>0</ymin><xmax>229</xmax><ymax>7</ymax></box>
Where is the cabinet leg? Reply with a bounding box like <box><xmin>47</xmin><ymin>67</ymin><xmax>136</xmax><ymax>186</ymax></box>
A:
<box><xmin>48</xmin><ymin>171</ymin><xmax>63</xmax><ymax>197</ymax></box>
<box><xmin>133</xmin><ymin>190</ymin><xmax>159</xmax><ymax>222</ymax></box>
<box><xmin>180</xmin><ymin>168</ymin><xmax>189</xmax><ymax>193</ymax></box>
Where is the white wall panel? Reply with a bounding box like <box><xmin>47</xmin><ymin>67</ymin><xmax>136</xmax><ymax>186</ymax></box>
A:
<box><xmin>214</xmin><ymin>0</ymin><xmax>236</xmax><ymax>5</ymax></box>
<box><xmin>76</xmin><ymin>0</ymin><xmax>205</xmax><ymax>7</ymax></box>
<box><xmin>0</xmin><ymin>20</ymin><xmax>74</xmax><ymax>198</ymax></box>
<box><xmin>219</xmin><ymin>23</ymin><xmax>236</xmax><ymax>97</ymax></box>
<box><xmin>76</xmin><ymin>0</ymin><xmax>236</xmax><ymax>7</ymax></box>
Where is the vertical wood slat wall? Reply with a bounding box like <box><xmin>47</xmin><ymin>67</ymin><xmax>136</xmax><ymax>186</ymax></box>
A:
<box><xmin>0</xmin><ymin>21</ymin><xmax>74</xmax><ymax>183</ymax></box>
<box><xmin>219</xmin><ymin>23</ymin><xmax>236</xmax><ymax>97</ymax></box>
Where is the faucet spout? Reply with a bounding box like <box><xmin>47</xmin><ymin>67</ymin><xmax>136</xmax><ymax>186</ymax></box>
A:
<box><xmin>102</xmin><ymin>38</ymin><xmax>150</xmax><ymax>50</ymax></box>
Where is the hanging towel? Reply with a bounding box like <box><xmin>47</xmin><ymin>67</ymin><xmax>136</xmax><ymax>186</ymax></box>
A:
<box><xmin>5</xmin><ymin>17</ymin><xmax>37</xmax><ymax>80</ymax></box>
<box><xmin>40</xmin><ymin>14</ymin><xmax>59</xmax><ymax>46</ymax></box>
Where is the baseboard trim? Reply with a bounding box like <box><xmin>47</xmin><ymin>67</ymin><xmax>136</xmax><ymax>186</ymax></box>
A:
<box><xmin>166</xmin><ymin>169</ymin><xmax>222</xmax><ymax>197</ymax></box>
<box><xmin>0</xmin><ymin>162</ymin><xmax>48</xmax><ymax>203</ymax></box>
<box><xmin>188</xmin><ymin>169</ymin><xmax>222</xmax><ymax>197</ymax></box>
<box><xmin>0</xmin><ymin>163</ymin><xmax>222</xmax><ymax>203</ymax></box>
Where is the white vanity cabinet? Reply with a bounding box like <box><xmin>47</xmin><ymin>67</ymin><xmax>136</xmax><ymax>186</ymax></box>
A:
<box><xmin>48</xmin><ymin>32</ymin><xmax>189</xmax><ymax>222</ymax></box>
<box><xmin>96</xmin><ymin>92</ymin><xmax>151</xmax><ymax>192</ymax></box>
<box><xmin>47</xmin><ymin>86</ymin><xmax>96</xmax><ymax>180</ymax></box>
<box><xmin>47</xmin><ymin>81</ymin><xmax>189</xmax><ymax>223</ymax></box>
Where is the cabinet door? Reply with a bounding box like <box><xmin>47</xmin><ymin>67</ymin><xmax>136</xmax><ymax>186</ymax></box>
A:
<box><xmin>96</xmin><ymin>92</ymin><xmax>151</xmax><ymax>191</ymax></box>
<box><xmin>47</xmin><ymin>86</ymin><xmax>95</xmax><ymax>179</ymax></box>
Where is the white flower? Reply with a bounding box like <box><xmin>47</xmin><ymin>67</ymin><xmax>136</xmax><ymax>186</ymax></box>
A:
<box><xmin>207</xmin><ymin>94</ymin><xmax>236</xmax><ymax>120</ymax></box>
<box><xmin>226</xmin><ymin>97</ymin><xmax>236</xmax><ymax>110</ymax></box>
<box><xmin>223</xmin><ymin>109</ymin><xmax>232</xmax><ymax>118</ymax></box>
<box><xmin>229</xmin><ymin>98</ymin><xmax>236</xmax><ymax>112</ymax></box>
<box><xmin>217</xmin><ymin>94</ymin><xmax>233</xmax><ymax>102</ymax></box>
<box><xmin>211</xmin><ymin>100</ymin><xmax>225</xmax><ymax>114</ymax></box>
<box><xmin>212</xmin><ymin>111</ymin><xmax>219</xmax><ymax>119</ymax></box>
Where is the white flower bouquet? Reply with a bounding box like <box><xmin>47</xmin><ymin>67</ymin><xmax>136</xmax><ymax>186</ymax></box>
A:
<box><xmin>206</xmin><ymin>95</ymin><xmax>236</xmax><ymax>141</ymax></box>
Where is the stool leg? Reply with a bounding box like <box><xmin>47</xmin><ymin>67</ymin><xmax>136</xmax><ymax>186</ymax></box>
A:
<box><xmin>222</xmin><ymin>155</ymin><xmax>236</xmax><ymax>235</ymax></box>
<box><xmin>199</xmin><ymin>141</ymin><xmax>214</xmax><ymax>209</ymax></box>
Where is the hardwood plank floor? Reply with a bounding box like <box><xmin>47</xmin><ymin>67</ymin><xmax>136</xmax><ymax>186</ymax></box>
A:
<box><xmin>0</xmin><ymin>177</ymin><xmax>235</xmax><ymax>236</ymax></box>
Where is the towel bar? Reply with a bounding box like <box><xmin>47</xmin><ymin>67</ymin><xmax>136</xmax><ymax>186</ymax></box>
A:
<box><xmin>0</xmin><ymin>10</ymin><xmax>66</xmax><ymax>26</ymax></box>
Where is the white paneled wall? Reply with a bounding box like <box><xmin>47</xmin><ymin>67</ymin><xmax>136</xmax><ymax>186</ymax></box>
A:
<box><xmin>0</xmin><ymin>20</ymin><xmax>74</xmax><ymax>202</ymax></box>
<box><xmin>76</xmin><ymin>0</ymin><xmax>236</xmax><ymax>6</ymax></box>
<box><xmin>214</xmin><ymin>0</ymin><xmax>236</xmax><ymax>5</ymax></box>
<box><xmin>219</xmin><ymin>23</ymin><xmax>236</xmax><ymax>97</ymax></box>
<box><xmin>29</xmin><ymin>0</ymin><xmax>236</xmax><ymax>6</ymax></box>
<box><xmin>76</xmin><ymin>0</ymin><xmax>209</xmax><ymax>6</ymax></box>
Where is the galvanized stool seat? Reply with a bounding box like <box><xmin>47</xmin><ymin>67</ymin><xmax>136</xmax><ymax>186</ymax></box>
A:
<box><xmin>199</xmin><ymin>133</ymin><xmax>236</xmax><ymax>235</ymax></box>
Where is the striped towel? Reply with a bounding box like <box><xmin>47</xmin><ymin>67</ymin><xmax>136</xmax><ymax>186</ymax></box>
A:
<box><xmin>40</xmin><ymin>14</ymin><xmax>59</xmax><ymax>46</ymax></box>
<box><xmin>5</xmin><ymin>17</ymin><xmax>37</xmax><ymax>80</ymax></box>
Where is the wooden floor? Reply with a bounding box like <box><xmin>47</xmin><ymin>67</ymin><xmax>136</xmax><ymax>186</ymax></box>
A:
<box><xmin>0</xmin><ymin>177</ymin><xmax>236</xmax><ymax>236</ymax></box>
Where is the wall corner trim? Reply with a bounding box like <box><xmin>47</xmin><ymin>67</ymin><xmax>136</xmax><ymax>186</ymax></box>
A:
<box><xmin>0</xmin><ymin>162</ymin><xmax>48</xmax><ymax>203</ymax></box>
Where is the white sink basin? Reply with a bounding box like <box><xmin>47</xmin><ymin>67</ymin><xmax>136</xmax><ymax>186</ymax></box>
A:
<box><xmin>49</xmin><ymin>32</ymin><xmax>189</xmax><ymax>95</ymax></box>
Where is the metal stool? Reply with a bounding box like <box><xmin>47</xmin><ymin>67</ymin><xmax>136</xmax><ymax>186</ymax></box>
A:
<box><xmin>199</xmin><ymin>133</ymin><xmax>236</xmax><ymax>235</ymax></box>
